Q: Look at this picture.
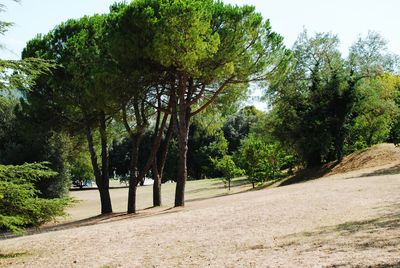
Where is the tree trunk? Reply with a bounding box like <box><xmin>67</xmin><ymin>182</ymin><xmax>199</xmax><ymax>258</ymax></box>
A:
<box><xmin>174</xmin><ymin>117</ymin><xmax>190</xmax><ymax>207</ymax></box>
<box><xmin>84</xmin><ymin>113</ymin><xmax>112</xmax><ymax>214</ymax></box>
<box><xmin>151</xmin><ymin>115</ymin><xmax>174</xmax><ymax>207</ymax></box>
<box><xmin>152</xmin><ymin>160</ymin><xmax>161</xmax><ymax>207</ymax></box>
<box><xmin>174</xmin><ymin>74</ymin><xmax>191</xmax><ymax>207</ymax></box>
<box><xmin>98</xmin><ymin>111</ymin><xmax>112</xmax><ymax>214</ymax></box>
<box><xmin>158</xmin><ymin>116</ymin><xmax>174</xmax><ymax>179</ymax></box>
<box><xmin>127</xmin><ymin>181</ymin><xmax>137</xmax><ymax>214</ymax></box>
<box><xmin>127</xmin><ymin>133</ymin><xmax>141</xmax><ymax>214</ymax></box>
<box><xmin>98</xmin><ymin>187</ymin><xmax>112</xmax><ymax>214</ymax></box>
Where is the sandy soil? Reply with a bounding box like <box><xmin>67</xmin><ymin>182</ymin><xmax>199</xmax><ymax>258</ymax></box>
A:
<box><xmin>0</xmin><ymin>162</ymin><xmax>399</xmax><ymax>267</ymax></box>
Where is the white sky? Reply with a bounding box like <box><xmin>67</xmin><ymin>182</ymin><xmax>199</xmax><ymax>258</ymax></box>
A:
<box><xmin>1</xmin><ymin>0</ymin><xmax>399</xmax><ymax>60</ymax></box>
<box><xmin>1</xmin><ymin>0</ymin><xmax>399</xmax><ymax>109</ymax></box>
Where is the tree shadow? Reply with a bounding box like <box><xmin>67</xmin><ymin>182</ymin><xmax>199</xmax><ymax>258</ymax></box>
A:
<box><xmin>346</xmin><ymin>164</ymin><xmax>400</xmax><ymax>179</ymax></box>
<box><xmin>281</xmin><ymin>203</ymin><xmax>400</xmax><ymax>255</ymax></box>
<box><xmin>2</xmin><ymin>181</ymin><xmax>255</xmax><ymax>240</ymax></box>
<box><xmin>185</xmin><ymin>186</ymin><xmax>257</xmax><ymax>203</ymax></box>
<box><xmin>1</xmin><ymin>208</ymin><xmax>182</xmax><ymax>240</ymax></box>
<box><xmin>326</xmin><ymin>261</ymin><xmax>400</xmax><ymax>268</ymax></box>
<box><xmin>208</xmin><ymin>177</ymin><xmax>250</xmax><ymax>187</ymax></box>
<box><xmin>277</xmin><ymin>161</ymin><xmax>340</xmax><ymax>187</ymax></box>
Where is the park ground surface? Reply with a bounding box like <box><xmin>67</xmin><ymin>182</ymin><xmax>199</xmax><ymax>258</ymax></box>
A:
<box><xmin>0</xmin><ymin>144</ymin><xmax>400</xmax><ymax>267</ymax></box>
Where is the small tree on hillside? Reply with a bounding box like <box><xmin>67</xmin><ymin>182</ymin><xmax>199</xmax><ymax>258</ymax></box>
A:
<box><xmin>238</xmin><ymin>136</ymin><xmax>290</xmax><ymax>188</ymax></box>
<box><xmin>212</xmin><ymin>155</ymin><xmax>243</xmax><ymax>191</ymax></box>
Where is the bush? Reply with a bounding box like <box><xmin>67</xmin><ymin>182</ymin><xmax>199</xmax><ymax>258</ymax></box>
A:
<box><xmin>212</xmin><ymin>155</ymin><xmax>243</xmax><ymax>190</ymax></box>
<box><xmin>69</xmin><ymin>152</ymin><xmax>94</xmax><ymax>188</ymax></box>
<box><xmin>0</xmin><ymin>163</ymin><xmax>70</xmax><ymax>234</ymax></box>
<box><xmin>237</xmin><ymin>136</ymin><xmax>295</xmax><ymax>187</ymax></box>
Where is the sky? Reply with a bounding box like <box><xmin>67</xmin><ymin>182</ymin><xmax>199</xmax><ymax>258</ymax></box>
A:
<box><xmin>1</xmin><ymin>0</ymin><xmax>399</xmax><ymax>60</ymax></box>
<box><xmin>1</xmin><ymin>0</ymin><xmax>399</xmax><ymax>109</ymax></box>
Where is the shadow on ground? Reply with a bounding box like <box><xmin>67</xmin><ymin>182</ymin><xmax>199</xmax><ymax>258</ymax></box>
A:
<box><xmin>355</xmin><ymin>164</ymin><xmax>400</xmax><ymax>178</ymax></box>
<box><xmin>277</xmin><ymin>161</ymin><xmax>340</xmax><ymax>187</ymax></box>
<box><xmin>1</xmin><ymin>179</ymin><xmax>254</xmax><ymax>240</ymax></box>
<box><xmin>279</xmin><ymin>161</ymin><xmax>400</xmax><ymax>187</ymax></box>
<box><xmin>1</xmin><ymin>208</ymin><xmax>183</xmax><ymax>240</ymax></box>
<box><xmin>280</xmin><ymin>203</ymin><xmax>400</xmax><ymax>258</ymax></box>
<box><xmin>326</xmin><ymin>261</ymin><xmax>400</xmax><ymax>268</ymax></box>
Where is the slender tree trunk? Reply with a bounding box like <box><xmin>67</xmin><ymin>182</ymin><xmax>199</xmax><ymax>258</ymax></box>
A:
<box><xmin>98</xmin><ymin>111</ymin><xmax>112</xmax><ymax>214</ymax></box>
<box><xmin>151</xmin><ymin>115</ymin><xmax>174</xmax><ymax>207</ymax></box>
<box><xmin>175</xmin><ymin>133</ymin><xmax>188</xmax><ymax>207</ymax></box>
<box><xmin>127</xmin><ymin>133</ymin><xmax>141</xmax><ymax>214</ymax></box>
<box><xmin>152</xmin><ymin>159</ymin><xmax>161</xmax><ymax>207</ymax></box>
<box><xmin>84</xmin><ymin>113</ymin><xmax>112</xmax><ymax>214</ymax></box>
<box><xmin>174</xmin><ymin>74</ymin><xmax>190</xmax><ymax>207</ymax></box>
<box><xmin>126</xmin><ymin>116</ymin><xmax>169</xmax><ymax>212</ymax></box>
<box><xmin>158</xmin><ymin>116</ymin><xmax>174</xmax><ymax>179</ymax></box>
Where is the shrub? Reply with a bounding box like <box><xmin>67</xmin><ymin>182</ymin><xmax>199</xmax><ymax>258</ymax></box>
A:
<box><xmin>212</xmin><ymin>155</ymin><xmax>243</xmax><ymax>190</ymax></box>
<box><xmin>0</xmin><ymin>163</ymin><xmax>70</xmax><ymax>234</ymax></box>
<box><xmin>237</xmin><ymin>136</ymin><xmax>295</xmax><ymax>187</ymax></box>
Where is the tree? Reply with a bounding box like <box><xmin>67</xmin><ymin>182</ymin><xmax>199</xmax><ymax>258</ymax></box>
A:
<box><xmin>0</xmin><ymin>163</ymin><xmax>70</xmax><ymax>234</ymax></box>
<box><xmin>346</xmin><ymin>74</ymin><xmax>399</xmax><ymax>152</ymax></box>
<box><xmin>106</xmin><ymin>2</ymin><xmax>173</xmax><ymax>212</ymax></box>
<box><xmin>22</xmin><ymin>15</ymin><xmax>117</xmax><ymax>214</ymax></box>
<box><xmin>212</xmin><ymin>155</ymin><xmax>243</xmax><ymax>191</ymax></box>
<box><xmin>0</xmin><ymin>96</ymin><xmax>17</xmax><ymax>160</ymax></box>
<box><xmin>222</xmin><ymin>106</ymin><xmax>263</xmax><ymax>153</ymax></box>
<box><xmin>267</xmin><ymin>30</ymin><xmax>397</xmax><ymax>167</ymax></box>
<box><xmin>0</xmin><ymin>97</ymin><xmax>72</xmax><ymax>198</ymax></box>
<box><xmin>237</xmin><ymin>135</ymin><xmax>290</xmax><ymax>187</ymax></box>
<box><xmin>69</xmin><ymin>150</ymin><xmax>94</xmax><ymax>189</ymax></box>
<box><xmin>388</xmin><ymin>75</ymin><xmax>400</xmax><ymax>144</ymax></box>
<box><xmin>0</xmin><ymin>0</ymin><xmax>53</xmax><ymax>92</ymax></box>
<box><xmin>148</xmin><ymin>0</ymin><xmax>290</xmax><ymax>206</ymax></box>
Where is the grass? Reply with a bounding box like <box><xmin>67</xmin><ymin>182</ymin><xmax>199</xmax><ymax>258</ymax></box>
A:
<box><xmin>66</xmin><ymin>176</ymin><xmax>254</xmax><ymax>223</ymax></box>
<box><xmin>0</xmin><ymin>251</ymin><xmax>29</xmax><ymax>259</ymax></box>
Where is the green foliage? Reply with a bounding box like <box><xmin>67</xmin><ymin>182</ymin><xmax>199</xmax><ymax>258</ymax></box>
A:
<box><xmin>69</xmin><ymin>151</ymin><xmax>94</xmax><ymax>188</ymax></box>
<box><xmin>345</xmin><ymin>74</ymin><xmax>399</xmax><ymax>152</ymax></box>
<box><xmin>189</xmin><ymin>127</ymin><xmax>228</xmax><ymax>179</ymax></box>
<box><xmin>222</xmin><ymin>106</ymin><xmax>263</xmax><ymax>153</ymax></box>
<box><xmin>237</xmin><ymin>135</ymin><xmax>293</xmax><ymax>186</ymax></box>
<box><xmin>0</xmin><ymin>107</ymin><xmax>72</xmax><ymax>198</ymax></box>
<box><xmin>152</xmin><ymin>0</ymin><xmax>219</xmax><ymax>75</ymax></box>
<box><xmin>0</xmin><ymin>96</ymin><xmax>17</xmax><ymax>152</ymax></box>
<box><xmin>4</xmin><ymin>1</ymin><xmax>400</xmax><ymax>215</ymax></box>
<box><xmin>109</xmin><ymin>116</ymin><xmax>230</xmax><ymax>181</ymax></box>
<box><xmin>212</xmin><ymin>155</ymin><xmax>243</xmax><ymax>189</ymax></box>
<box><xmin>267</xmin><ymin>30</ymin><xmax>397</xmax><ymax>167</ymax></box>
<box><xmin>0</xmin><ymin>163</ymin><xmax>70</xmax><ymax>234</ymax></box>
<box><xmin>0</xmin><ymin>1</ymin><xmax>54</xmax><ymax>92</ymax></box>
<box><xmin>388</xmin><ymin>76</ymin><xmax>400</xmax><ymax>144</ymax></box>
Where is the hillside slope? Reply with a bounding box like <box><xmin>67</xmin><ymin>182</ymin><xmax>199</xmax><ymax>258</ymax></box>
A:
<box><xmin>1</xmin><ymin>158</ymin><xmax>399</xmax><ymax>267</ymax></box>
<box><xmin>329</xmin><ymin>143</ymin><xmax>400</xmax><ymax>175</ymax></box>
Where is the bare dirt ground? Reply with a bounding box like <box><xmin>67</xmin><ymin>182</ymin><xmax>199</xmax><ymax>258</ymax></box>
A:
<box><xmin>65</xmin><ymin>177</ymin><xmax>253</xmax><ymax>224</ymax></box>
<box><xmin>1</xmin><ymin>145</ymin><xmax>400</xmax><ymax>267</ymax></box>
<box><xmin>329</xmin><ymin>143</ymin><xmax>400</xmax><ymax>174</ymax></box>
